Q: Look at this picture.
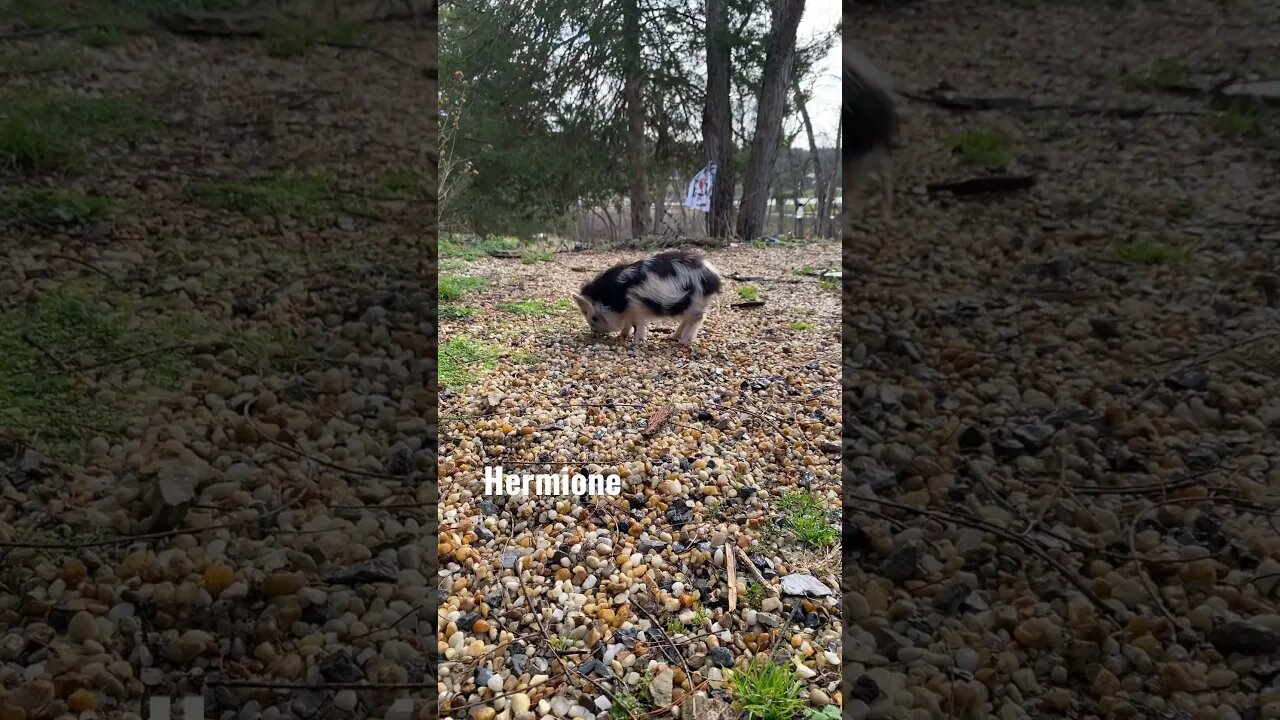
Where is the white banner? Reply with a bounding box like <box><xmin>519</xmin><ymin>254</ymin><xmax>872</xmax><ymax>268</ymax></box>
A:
<box><xmin>683</xmin><ymin>162</ymin><xmax>716</xmax><ymax>212</ymax></box>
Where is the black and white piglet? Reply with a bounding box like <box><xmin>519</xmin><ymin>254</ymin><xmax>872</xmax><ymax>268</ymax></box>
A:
<box><xmin>572</xmin><ymin>249</ymin><xmax>722</xmax><ymax>347</ymax></box>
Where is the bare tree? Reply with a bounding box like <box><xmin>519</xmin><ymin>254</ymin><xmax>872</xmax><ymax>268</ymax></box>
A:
<box><xmin>702</xmin><ymin>0</ymin><xmax>735</xmax><ymax>238</ymax></box>
<box><xmin>623</xmin><ymin>0</ymin><xmax>649</xmax><ymax>238</ymax></box>
<box><xmin>794</xmin><ymin>78</ymin><xmax>829</xmax><ymax>237</ymax></box>
<box><xmin>735</xmin><ymin>0</ymin><xmax>805</xmax><ymax>242</ymax></box>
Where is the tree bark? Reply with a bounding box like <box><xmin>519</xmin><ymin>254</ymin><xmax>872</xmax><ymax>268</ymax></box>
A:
<box><xmin>735</xmin><ymin>0</ymin><xmax>805</xmax><ymax>242</ymax></box>
<box><xmin>702</xmin><ymin>0</ymin><xmax>735</xmax><ymax>239</ymax></box>
<box><xmin>794</xmin><ymin>79</ymin><xmax>828</xmax><ymax>238</ymax></box>
<box><xmin>653</xmin><ymin>177</ymin><xmax>668</xmax><ymax>233</ymax></box>
<box><xmin>623</xmin><ymin>0</ymin><xmax>649</xmax><ymax>238</ymax></box>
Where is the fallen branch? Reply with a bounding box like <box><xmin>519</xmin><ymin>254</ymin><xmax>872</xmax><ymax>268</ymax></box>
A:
<box><xmin>926</xmin><ymin>175</ymin><xmax>1037</xmax><ymax>198</ymax></box>
<box><xmin>730</xmin><ymin>300</ymin><xmax>766</xmax><ymax>309</ymax></box>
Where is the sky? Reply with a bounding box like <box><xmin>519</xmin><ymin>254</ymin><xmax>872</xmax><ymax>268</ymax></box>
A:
<box><xmin>792</xmin><ymin>0</ymin><xmax>840</xmax><ymax>149</ymax></box>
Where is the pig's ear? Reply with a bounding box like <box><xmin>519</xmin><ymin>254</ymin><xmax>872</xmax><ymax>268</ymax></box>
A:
<box><xmin>571</xmin><ymin>293</ymin><xmax>591</xmax><ymax>313</ymax></box>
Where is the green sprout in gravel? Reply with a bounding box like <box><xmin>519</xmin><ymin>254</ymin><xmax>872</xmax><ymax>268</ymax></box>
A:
<box><xmin>548</xmin><ymin>634</ymin><xmax>573</xmax><ymax>651</ymax></box>
<box><xmin>609</xmin><ymin>692</ymin><xmax>642</xmax><ymax>719</ymax></box>
<box><xmin>438</xmin><ymin>275</ymin><xmax>486</xmax><ymax>301</ymax></box>
<box><xmin>0</xmin><ymin>188</ymin><xmax>114</xmax><ymax>228</ymax></box>
<box><xmin>521</xmin><ymin>250</ymin><xmax>555</xmax><ymax>264</ymax></box>
<box><xmin>665</xmin><ymin>618</ymin><xmax>687</xmax><ymax>635</ymax></box>
<box><xmin>778</xmin><ymin>489</ymin><xmax>837</xmax><ymax>548</ymax></box>
<box><xmin>1114</xmin><ymin>238</ymin><xmax>1190</xmax><ymax>266</ymax></box>
<box><xmin>946</xmin><ymin>129</ymin><xmax>1012</xmax><ymax>167</ymax></box>
<box><xmin>498</xmin><ymin>299</ymin><xmax>570</xmax><ymax>315</ymax></box>
<box><xmin>788</xmin><ymin>320</ymin><xmax>813</xmax><ymax>331</ymax></box>
<box><xmin>1210</xmin><ymin>108</ymin><xmax>1257</xmax><ymax>137</ymax></box>
<box><xmin>691</xmin><ymin>606</ymin><xmax>711</xmax><ymax>626</ymax></box>
<box><xmin>0</xmin><ymin>91</ymin><xmax>153</xmax><ymax>170</ymax></box>
<box><xmin>745</xmin><ymin>581</ymin><xmax>764</xmax><ymax>610</ymax></box>
<box><xmin>193</xmin><ymin>171</ymin><xmax>363</xmax><ymax>222</ymax></box>
<box><xmin>439</xmin><ymin>335</ymin><xmax>501</xmax><ymax>388</ymax></box>
<box><xmin>737</xmin><ymin>286</ymin><xmax>759</xmax><ymax>301</ymax></box>
<box><xmin>819</xmin><ymin>278</ymin><xmax>839</xmax><ymax>292</ymax></box>
<box><xmin>732</xmin><ymin>659</ymin><xmax>806</xmax><ymax>720</ymax></box>
<box><xmin>440</xmin><ymin>305</ymin><xmax>475</xmax><ymax>319</ymax></box>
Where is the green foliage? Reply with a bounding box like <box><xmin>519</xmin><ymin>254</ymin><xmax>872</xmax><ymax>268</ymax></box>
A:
<box><xmin>1210</xmin><ymin>108</ymin><xmax>1257</xmax><ymax>137</ymax></box>
<box><xmin>0</xmin><ymin>91</ymin><xmax>153</xmax><ymax>171</ymax></box>
<box><xmin>0</xmin><ymin>280</ymin><xmax>292</xmax><ymax>459</ymax></box>
<box><xmin>438</xmin><ymin>275</ymin><xmax>486</xmax><ymax>301</ymax></box>
<box><xmin>1113</xmin><ymin>238</ymin><xmax>1189</xmax><ymax>265</ymax></box>
<box><xmin>788</xmin><ymin>320</ymin><xmax>813</xmax><ymax>331</ymax></box>
<box><xmin>737</xmin><ymin>286</ymin><xmax>759</xmax><ymax>300</ymax></box>
<box><xmin>440</xmin><ymin>234</ymin><xmax>519</xmax><ymax>260</ymax></box>
<box><xmin>946</xmin><ymin>129</ymin><xmax>1012</xmax><ymax>167</ymax></box>
<box><xmin>548</xmin><ymin>634</ymin><xmax>573</xmax><ymax>651</ymax></box>
<box><xmin>732</xmin><ymin>659</ymin><xmax>805</xmax><ymax>720</ymax></box>
<box><xmin>805</xmin><ymin>708</ymin><xmax>841</xmax><ymax>720</ymax></box>
<box><xmin>521</xmin><ymin>250</ymin><xmax>555</xmax><ymax>264</ymax></box>
<box><xmin>691</xmin><ymin>606</ymin><xmax>711</xmax><ymax>626</ymax></box>
<box><xmin>819</xmin><ymin>278</ymin><xmax>839</xmax><ymax>292</ymax></box>
<box><xmin>778</xmin><ymin>490</ymin><xmax>837</xmax><ymax>548</ymax></box>
<box><xmin>1124</xmin><ymin>57</ymin><xmax>1190</xmax><ymax>91</ymax></box>
<box><xmin>439</xmin><ymin>335</ymin><xmax>501</xmax><ymax>388</ymax></box>
<box><xmin>665</xmin><ymin>618</ymin><xmax>687</xmax><ymax>635</ymax></box>
<box><xmin>440</xmin><ymin>304</ymin><xmax>475</xmax><ymax>319</ymax></box>
<box><xmin>744</xmin><ymin>581</ymin><xmax>764</xmax><ymax>610</ymax></box>
<box><xmin>609</xmin><ymin>692</ymin><xmax>642</xmax><ymax>719</ymax></box>
<box><xmin>498</xmin><ymin>299</ymin><xmax>570</xmax><ymax>315</ymax></box>
<box><xmin>0</xmin><ymin>188</ymin><xmax>114</xmax><ymax>227</ymax></box>
<box><xmin>193</xmin><ymin>172</ymin><xmax>363</xmax><ymax>221</ymax></box>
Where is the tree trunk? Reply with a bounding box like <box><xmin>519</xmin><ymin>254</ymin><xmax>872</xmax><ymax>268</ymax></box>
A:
<box><xmin>735</xmin><ymin>0</ymin><xmax>805</xmax><ymax>242</ymax></box>
<box><xmin>653</xmin><ymin>177</ymin><xmax>668</xmax><ymax>233</ymax></box>
<box><xmin>702</xmin><ymin>0</ymin><xmax>735</xmax><ymax>239</ymax></box>
<box><xmin>829</xmin><ymin>122</ymin><xmax>843</xmax><ymax>239</ymax></box>
<box><xmin>623</xmin><ymin>0</ymin><xmax>649</xmax><ymax>239</ymax></box>
<box><xmin>794</xmin><ymin>79</ymin><xmax>828</xmax><ymax>238</ymax></box>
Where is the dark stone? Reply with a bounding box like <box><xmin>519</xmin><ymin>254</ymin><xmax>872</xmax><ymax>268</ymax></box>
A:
<box><xmin>957</xmin><ymin>426</ymin><xmax>985</xmax><ymax>453</ymax></box>
<box><xmin>578</xmin><ymin>659</ymin><xmax>613</xmax><ymax>678</ymax></box>
<box><xmin>851</xmin><ymin>675</ymin><xmax>881</xmax><ymax>703</ymax></box>
<box><xmin>879</xmin><ymin>545</ymin><xmax>922</xmax><ymax>583</ymax></box>
<box><xmin>858</xmin><ymin>467</ymin><xmax>898</xmax><ymax>494</ymax></box>
<box><xmin>475</xmin><ymin>667</ymin><xmax>494</xmax><ymax>687</ymax></box>
<box><xmin>629</xmin><ymin>494</ymin><xmax>647</xmax><ymax>509</ymax></box>
<box><xmin>666</xmin><ymin>503</ymin><xmax>693</xmax><ymax>528</ymax></box>
<box><xmin>637</xmin><ymin>539</ymin><xmax>666</xmax><ymax>553</ymax></box>
<box><xmin>387</xmin><ymin>446</ymin><xmax>413</xmax><ymax>476</ymax></box>
<box><xmin>1209</xmin><ymin>620</ymin><xmax>1280</xmax><ymax>655</ymax></box>
<box><xmin>318</xmin><ymin>650</ymin><xmax>364</xmax><ymax>683</ymax></box>
<box><xmin>613</xmin><ymin>628</ymin><xmax>639</xmax><ymax>649</ymax></box>
<box><xmin>1090</xmin><ymin>318</ymin><xmax>1120</xmax><ymax>339</ymax></box>
<box><xmin>457</xmin><ymin>613</ymin><xmax>479</xmax><ymax>632</ymax></box>
<box><xmin>509</xmin><ymin>653</ymin><xmax>527</xmax><ymax>675</ymax></box>
<box><xmin>325</xmin><ymin>558</ymin><xmax>398</xmax><ymax>585</ymax></box>
<box><xmin>1166</xmin><ymin>368</ymin><xmax>1210</xmax><ymax>392</ymax></box>
<box><xmin>708</xmin><ymin>647</ymin><xmax>735</xmax><ymax>668</ymax></box>
<box><xmin>739</xmin><ymin>487</ymin><xmax>758</xmax><ymax>500</ymax></box>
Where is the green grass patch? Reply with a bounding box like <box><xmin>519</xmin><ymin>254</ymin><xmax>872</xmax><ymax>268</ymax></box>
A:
<box><xmin>440</xmin><ymin>304</ymin><xmax>475</xmax><ymax>319</ymax></box>
<box><xmin>1210</xmin><ymin>108</ymin><xmax>1258</xmax><ymax>137</ymax></box>
<box><xmin>498</xmin><ymin>299</ymin><xmax>569</xmax><ymax>315</ymax></box>
<box><xmin>0</xmin><ymin>280</ymin><xmax>227</xmax><ymax>458</ymax></box>
<box><xmin>0</xmin><ymin>91</ymin><xmax>153</xmax><ymax>171</ymax></box>
<box><xmin>440</xmin><ymin>233</ymin><xmax>520</xmax><ymax>260</ymax></box>
<box><xmin>0</xmin><ymin>187</ymin><xmax>114</xmax><ymax>227</ymax></box>
<box><xmin>0</xmin><ymin>47</ymin><xmax>82</xmax><ymax>75</ymax></box>
<box><xmin>438</xmin><ymin>275</ymin><xmax>485</xmax><ymax>302</ymax></box>
<box><xmin>439</xmin><ymin>335</ymin><xmax>501</xmax><ymax>388</ymax></box>
<box><xmin>777</xmin><ymin>489</ymin><xmax>837</xmax><ymax>548</ymax></box>
<box><xmin>1124</xmin><ymin>57</ymin><xmax>1190</xmax><ymax>92</ymax></box>
<box><xmin>744</xmin><ymin>581</ymin><xmax>764</xmax><ymax>610</ymax></box>
<box><xmin>1114</xmin><ymin>237</ymin><xmax>1190</xmax><ymax>265</ymax></box>
<box><xmin>732</xmin><ymin>659</ymin><xmax>805</xmax><ymax>720</ymax></box>
<box><xmin>946</xmin><ymin>129</ymin><xmax>1012</xmax><ymax>167</ymax></box>
<box><xmin>737</xmin><ymin>286</ymin><xmax>759</xmax><ymax>301</ymax></box>
<box><xmin>261</xmin><ymin>19</ymin><xmax>369</xmax><ymax>59</ymax></box>
<box><xmin>665</xmin><ymin>618</ymin><xmax>687</xmax><ymax>635</ymax></box>
<box><xmin>370</xmin><ymin>166</ymin><xmax>428</xmax><ymax>200</ymax></box>
<box><xmin>793</xmin><ymin>265</ymin><xmax>814</xmax><ymax>276</ymax></box>
<box><xmin>193</xmin><ymin>172</ymin><xmax>363</xmax><ymax>221</ymax></box>
<box><xmin>788</xmin><ymin>321</ymin><xmax>814</xmax><ymax>331</ymax></box>
<box><xmin>520</xmin><ymin>250</ymin><xmax>554</xmax><ymax>264</ymax></box>
<box><xmin>609</xmin><ymin>693</ymin><xmax>643</xmax><ymax>720</ymax></box>
<box><xmin>820</xmin><ymin>278</ymin><xmax>839</xmax><ymax>292</ymax></box>
<box><xmin>691</xmin><ymin>606</ymin><xmax>710</xmax><ymax>626</ymax></box>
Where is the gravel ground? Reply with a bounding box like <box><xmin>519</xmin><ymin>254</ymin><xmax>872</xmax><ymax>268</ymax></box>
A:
<box><xmin>0</xmin><ymin>12</ymin><xmax>435</xmax><ymax>720</ymax></box>
<box><xmin>843</xmin><ymin>0</ymin><xmax>1280</xmax><ymax>718</ymax></box>
<box><xmin>437</xmin><ymin>246</ymin><xmax>843</xmax><ymax>717</ymax></box>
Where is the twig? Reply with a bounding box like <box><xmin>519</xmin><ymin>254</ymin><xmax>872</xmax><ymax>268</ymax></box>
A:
<box><xmin>725</xmin><ymin>544</ymin><xmax>737</xmax><ymax>612</ymax></box>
